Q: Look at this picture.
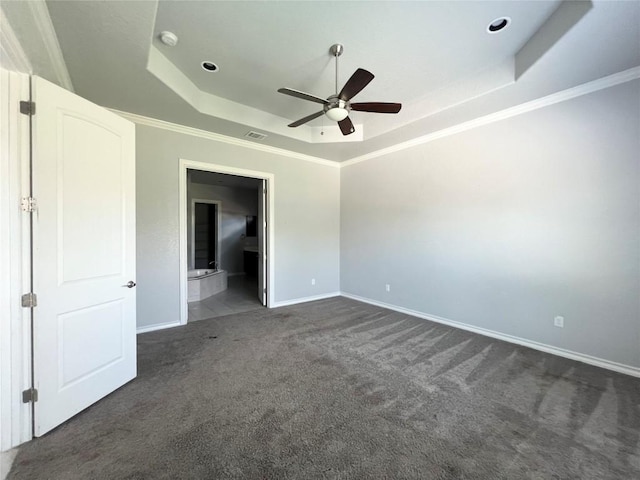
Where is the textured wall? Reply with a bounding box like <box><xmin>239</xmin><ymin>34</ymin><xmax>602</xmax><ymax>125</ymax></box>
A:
<box><xmin>341</xmin><ymin>80</ymin><xmax>640</xmax><ymax>368</ymax></box>
<box><xmin>136</xmin><ymin>126</ymin><xmax>340</xmax><ymax>329</ymax></box>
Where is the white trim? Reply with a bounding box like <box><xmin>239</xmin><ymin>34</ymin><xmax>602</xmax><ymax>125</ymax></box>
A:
<box><xmin>271</xmin><ymin>291</ymin><xmax>341</xmax><ymax>308</ymax></box>
<box><xmin>0</xmin><ymin>7</ymin><xmax>32</xmax><ymax>73</ymax></box>
<box><xmin>136</xmin><ymin>321</ymin><xmax>182</xmax><ymax>335</ymax></box>
<box><xmin>0</xmin><ymin>69</ymin><xmax>32</xmax><ymax>451</ymax></box>
<box><xmin>342</xmin><ymin>66</ymin><xmax>640</xmax><ymax>167</ymax></box>
<box><xmin>109</xmin><ymin>109</ymin><xmax>340</xmax><ymax>168</ymax></box>
<box><xmin>179</xmin><ymin>163</ymin><xmax>189</xmax><ymax>326</ymax></box>
<box><xmin>110</xmin><ymin>66</ymin><xmax>640</xmax><ymax>169</ymax></box>
<box><xmin>179</xmin><ymin>160</ymin><xmax>276</xmax><ymax>325</ymax></box>
<box><xmin>26</xmin><ymin>0</ymin><xmax>74</xmax><ymax>92</ymax></box>
<box><xmin>341</xmin><ymin>293</ymin><xmax>640</xmax><ymax>379</ymax></box>
<box><xmin>146</xmin><ymin>46</ymin><xmax>364</xmax><ymax>145</ymax></box>
<box><xmin>364</xmin><ymin>58</ymin><xmax>514</xmax><ymax>139</ymax></box>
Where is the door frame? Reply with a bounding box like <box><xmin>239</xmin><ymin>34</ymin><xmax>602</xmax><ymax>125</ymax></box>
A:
<box><xmin>178</xmin><ymin>159</ymin><xmax>275</xmax><ymax>325</ymax></box>
<box><xmin>0</xmin><ymin>69</ymin><xmax>34</xmax><ymax>450</ymax></box>
<box><xmin>191</xmin><ymin>199</ymin><xmax>221</xmax><ymax>271</ymax></box>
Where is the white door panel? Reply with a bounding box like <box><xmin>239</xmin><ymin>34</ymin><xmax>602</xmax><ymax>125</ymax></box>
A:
<box><xmin>32</xmin><ymin>76</ymin><xmax>136</xmax><ymax>436</ymax></box>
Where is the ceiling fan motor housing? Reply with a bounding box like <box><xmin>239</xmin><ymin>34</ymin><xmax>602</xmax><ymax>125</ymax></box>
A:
<box><xmin>324</xmin><ymin>95</ymin><xmax>349</xmax><ymax>114</ymax></box>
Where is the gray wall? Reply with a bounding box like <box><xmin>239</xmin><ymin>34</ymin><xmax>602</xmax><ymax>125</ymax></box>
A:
<box><xmin>341</xmin><ymin>80</ymin><xmax>640</xmax><ymax>368</ymax></box>
<box><xmin>187</xmin><ymin>180</ymin><xmax>258</xmax><ymax>274</ymax></box>
<box><xmin>136</xmin><ymin>126</ymin><xmax>340</xmax><ymax>329</ymax></box>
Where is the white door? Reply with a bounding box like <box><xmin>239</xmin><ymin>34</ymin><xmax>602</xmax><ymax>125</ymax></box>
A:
<box><xmin>257</xmin><ymin>180</ymin><xmax>266</xmax><ymax>306</ymax></box>
<box><xmin>31</xmin><ymin>76</ymin><xmax>136</xmax><ymax>436</ymax></box>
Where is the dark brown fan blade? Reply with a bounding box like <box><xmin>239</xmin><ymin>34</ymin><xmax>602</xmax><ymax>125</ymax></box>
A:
<box><xmin>278</xmin><ymin>88</ymin><xmax>329</xmax><ymax>105</ymax></box>
<box><xmin>350</xmin><ymin>102</ymin><xmax>402</xmax><ymax>114</ymax></box>
<box><xmin>338</xmin><ymin>116</ymin><xmax>355</xmax><ymax>136</ymax></box>
<box><xmin>288</xmin><ymin>110</ymin><xmax>325</xmax><ymax>127</ymax></box>
<box><xmin>338</xmin><ymin>68</ymin><xmax>374</xmax><ymax>102</ymax></box>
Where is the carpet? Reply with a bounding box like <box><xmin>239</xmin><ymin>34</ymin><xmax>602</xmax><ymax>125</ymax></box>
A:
<box><xmin>8</xmin><ymin>297</ymin><xmax>640</xmax><ymax>479</ymax></box>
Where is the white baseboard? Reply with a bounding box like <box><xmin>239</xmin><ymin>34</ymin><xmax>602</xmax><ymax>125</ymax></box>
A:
<box><xmin>341</xmin><ymin>292</ymin><xmax>640</xmax><ymax>378</ymax></box>
<box><xmin>136</xmin><ymin>321</ymin><xmax>182</xmax><ymax>335</ymax></box>
<box><xmin>271</xmin><ymin>291</ymin><xmax>341</xmax><ymax>308</ymax></box>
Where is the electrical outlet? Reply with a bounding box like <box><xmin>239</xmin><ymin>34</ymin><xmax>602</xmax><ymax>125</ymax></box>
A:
<box><xmin>311</xmin><ymin>278</ymin><xmax>315</xmax><ymax>286</ymax></box>
<box><xmin>385</xmin><ymin>284</ymin><xmax>391</xmax><ymax>292</ymax></box>
<box><xmin>554</xmin><ymin>316</ymin><xmax>564</xmax><ymax>328</ymax></box>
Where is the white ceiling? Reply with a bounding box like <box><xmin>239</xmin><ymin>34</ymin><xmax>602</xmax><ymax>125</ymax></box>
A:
<box><xmin>153</xmin><ymin>1</ymin><xmax>557</xmax><ymax>120</ymax></box>
<box><xmin>5</xmin><ymin>1</ymin><xmax>640</xmax><ymax>161</ymax></box>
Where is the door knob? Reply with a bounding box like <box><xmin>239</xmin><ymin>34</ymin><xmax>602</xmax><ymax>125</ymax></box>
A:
<box><xmin>123</xmin><ymin>281</ymin><xmax>136</xmax><ymax>288</ymax></box>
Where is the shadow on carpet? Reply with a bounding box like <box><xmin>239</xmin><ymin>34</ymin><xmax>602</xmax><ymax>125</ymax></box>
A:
<box><xmin>8</xmin><ymin>297</ymin><xmax>640</xmax><ymax>479</ymax></box>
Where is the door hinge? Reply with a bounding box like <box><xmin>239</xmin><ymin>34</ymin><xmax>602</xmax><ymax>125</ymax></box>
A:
<box><xmin>22</xmin><ymin>388</ymin><xmax>38</xmax><ymax>403</ymax></box>
<box><xmin>21</xmin><ymin>292</ymin><xmax>38</xmax><ymax>308</ymax></box>
<box><xmin>19</xmin><ymin>100</ymin><xmax>35</xmax><ymax>116</ymax></box>
<box><xmin>263</xmin><ymin>288</ymin><xmax>267</xmax><ymax>294</ymax></box>
<box><xmin>21</xmin><ymin>196</ymin><xmax>37</xmax><ymax>212</ymax></box>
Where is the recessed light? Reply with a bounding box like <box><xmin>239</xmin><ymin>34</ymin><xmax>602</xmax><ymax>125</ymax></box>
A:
<box><xmin>159</xmin><ymin>31</ymin><xmax>178</xmax><ymax>47</ymax></box>
<box><xmin>487</xmin><ymin>17</ymin><xmax>511</xmax><ymax>34</ymax></box>
<box><xmin>201</xmin><ymin>61</ymin><xmax>219</xmax><ymax>72</ymax></box>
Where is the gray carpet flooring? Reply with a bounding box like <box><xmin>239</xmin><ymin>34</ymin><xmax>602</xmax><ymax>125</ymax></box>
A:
<box><xmin>8</xmin><ymin>297</ymin><xmax>640</xmax><ymax>479</ymax></box>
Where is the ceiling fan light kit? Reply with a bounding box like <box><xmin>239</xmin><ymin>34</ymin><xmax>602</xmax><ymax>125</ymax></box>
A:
<box><xmin>277</xmin><ymin>43</ymin><xmax>401</xmax><ymax>136</ymax></box>
<box><xmin>325</xmin><ymin>103</ymin><xmax>349</xmax><ymax>121</ymax></box>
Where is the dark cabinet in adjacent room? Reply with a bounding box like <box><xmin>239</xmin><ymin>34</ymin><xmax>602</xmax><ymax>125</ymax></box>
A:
<box><xmin>244</xmin><ymin>250</ymin><xmax>258</xmax><ymax>278</ymax></box>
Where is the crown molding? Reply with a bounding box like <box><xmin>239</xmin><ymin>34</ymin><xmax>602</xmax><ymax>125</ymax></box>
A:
<box><xmin>27</xmin><ymin>0</ymin><xmax>74</xmax><ymax>92</ymax></box>
<box><xmin>342</xmin><ymin>66</ymin><xmax>640</xmax><ymax>168</ymax></box>
<box><xmin>0</xmin><ymin>7</ymin><xmax>32</xmax><ymax>73</ymax></box>
<box><xmin>111</xmin><ymin>66</ymin><xmax>639</xmax><ymax>170</ymax></box>
<box><xmin>109</xmin><ymin>109</ymin><xmax>341</xmax><ymax>169</ymax></box>
<box><xmin>147</xmin><ymin>46</ymin><xmax>364</xmax><ymax>144</ymax></box>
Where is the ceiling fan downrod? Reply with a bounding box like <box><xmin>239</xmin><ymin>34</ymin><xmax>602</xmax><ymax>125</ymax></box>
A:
<box><xmin>330</xmin><ymin>43</ymin><xmax>343</xmax><ymax>95</ymax></box>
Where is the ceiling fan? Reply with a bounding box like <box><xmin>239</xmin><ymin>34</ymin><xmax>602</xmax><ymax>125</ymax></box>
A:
<box><xmin>277</xmin><ymin>44</ymin><xmax>402</xmax><ymax>136</ymax></box>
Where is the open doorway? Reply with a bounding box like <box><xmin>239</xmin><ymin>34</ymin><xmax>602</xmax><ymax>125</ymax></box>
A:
<box><xmin>179</xmin><ymin>160</ymin><xmax>274</xmax><ymax>325</ymax></box>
